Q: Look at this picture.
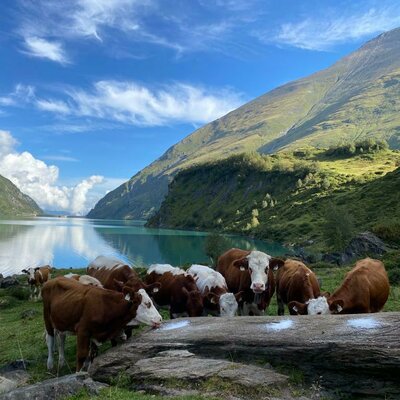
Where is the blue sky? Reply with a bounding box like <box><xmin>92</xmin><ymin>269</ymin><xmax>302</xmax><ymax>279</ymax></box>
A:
<box><xmin>1</xmin><ymin>0</ymin><xmax>400</xmax><ymax>214</ymax></box>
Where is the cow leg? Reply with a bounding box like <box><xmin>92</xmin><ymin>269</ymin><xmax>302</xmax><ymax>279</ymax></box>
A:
<box><xmin>37</xmin><ymin>285</ymin><xmax>42</xmax><ymax>300</ymax></box>
<box><xmin>29</xmin><ymin>285</ymin><xmax>35</xmax><ymax>301</ymax></box>
<box><xmin>277</xmin><ymin>293</ymin><xmax>285</xmax><ymax>316</ymax></box>
<box><xmin>76</xmin><ymin>334</ymin><xmax>90</xmax><ymax>372</ymax></box>
<box><xmin>46</xmin><ymin>333</ymin><xmax>55</xmax><ymax>370</ymax></box>
<box><xmin>57</xmin><ymin>331</ymin><xmax>66</xmax><ymax>369</ymax></box>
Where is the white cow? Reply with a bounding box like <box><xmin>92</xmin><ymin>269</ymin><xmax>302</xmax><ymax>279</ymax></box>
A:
<box><xmin>188</xmin><ymin>264</ymin><xmax>240</xmax><ymax>317</ymax></box>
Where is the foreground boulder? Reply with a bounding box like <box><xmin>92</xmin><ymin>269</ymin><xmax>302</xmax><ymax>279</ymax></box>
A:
<box><xmin>90</xmin><ymin>313</ymin><xmax>400</xmax><ymax>398</ymax></box>
<box><xmin>0</xmin><ymin>373</ymin><xmax>107</xmax><ymax>399</ymax></box>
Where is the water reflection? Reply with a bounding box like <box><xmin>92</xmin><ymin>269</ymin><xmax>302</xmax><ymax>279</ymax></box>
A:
<box><xmin>0</xmin><ymin>217</ymin><xmax>289</xmax><ymax>276</ymax></box>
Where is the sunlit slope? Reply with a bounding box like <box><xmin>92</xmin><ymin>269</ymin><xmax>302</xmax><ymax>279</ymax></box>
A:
<box><xmin>0</xmin><ymin>175</ymin><xmax>42</xmax><ymax>216</ymax></box>
<box><xmin>88</xmin><ymin>28</ymin><xmax>400</xmax><ymax>220</ymax></box>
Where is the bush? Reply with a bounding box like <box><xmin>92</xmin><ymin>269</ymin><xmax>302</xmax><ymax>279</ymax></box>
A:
<box><xmin>322</xmin><ymin>203</ymin><xmax>355</xmax><ymax>251</ymax></box>
<box><xmin>204</xmin><ymin>233</ymin><xmax>232</xmax><ymax>267</ymax></box>
<box><xmin>4</xmin><ymin>286</ymin><xmax>30</xmax><ymax>301</ymax></box>
<box><xmin>388</xmin><ymin>269</ymin><xmax>400</xmax><ymax>285</ymax></box>
<box><xmin>373</xmin><ymin>222</ymin><xmax>400</xmax><ymax>245</ymax></box>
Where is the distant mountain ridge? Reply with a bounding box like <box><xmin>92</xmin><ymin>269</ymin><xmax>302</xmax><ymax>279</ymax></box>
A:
<box><xmin>0</xmin><ymin>174</ymin><xmax>42</xmax><ymax>216</ymax></box>
<box><xmin>88</xmin><ymin>28</ymin><xmax>400</xmax><ymax>220</ymax></box>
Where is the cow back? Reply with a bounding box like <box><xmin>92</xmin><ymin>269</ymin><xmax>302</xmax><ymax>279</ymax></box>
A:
<box><xmin>329</xmin><ymin>258</ymin><xmax>390</xmax><ymax>313</ymax></box>
<box><xmin>276</xmin><ymin>260</ymin><xmax>320</xmax><ymax>304</ymax></box>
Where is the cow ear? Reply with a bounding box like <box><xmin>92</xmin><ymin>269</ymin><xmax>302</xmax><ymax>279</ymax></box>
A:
<box><xmin>34</xmin><ymin>267</ymin><xmax>40</xmax><ymax>271</ymax></box>
<box><xmin>269</xmin><ymin>258</ymin><xmax>285</xmax><ymax>271</ymax></box>
<box><xmin>331</xmin><ymin>299</ymin><xmax>344</xmax><ymax>313</ymax></box>
<box><xmin>288</xmin><ymin>301</ymin><xmax>307</xmax><ymax>315</ymax></box>
<box><xmin>22</xmin><ymin>269</ymin><xmax>28</xmax><ymax>274</ymax></box>
<box><xmin>113</xmin><ymin>279</ymin><xmax>124</xmax><ymax>291</ymax></box>
<box><xmin>146</xmin><ymin>282</ymin><xmax>161</xmax><ymax>294</ymax></box>
<box><xmin>321</xmin><ymin>291</ymin><xmax>330</xmax><ymax>298</ymax></box>
<box><xmin>182</xmin><ymin>287</ymin><xmax>189</xmax><ymax>296</ymax></box>
<box><xmin>206</xmin><ymin>292</ymin><xmax>219</xmax><ymax>304</ymax></box>
<box><xmin>233</xmin><ymin>258</ymin><xmax>248</xmax><ymax>271</ymax></box>
<box><xmin>234</xmin><ymin>291</ymin><xmax>244</xmax><ymax>302</ymax></box>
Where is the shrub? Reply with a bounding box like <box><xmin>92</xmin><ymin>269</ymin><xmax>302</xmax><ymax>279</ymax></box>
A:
<box><xmin>373</xmin><ymin>222</ymin><xmax>400</xmax><ymax>245</ymax></box>
<box><xmin>322</xmin><ymin>203</ymin><xmax>355</xmax><ymax>251</ymax></box>
<box><xmin>4</xmin><ymin>286</ymin><xmax>30</xmax><ymax>301</ymax></box>
<box><xmin>204</xmin><ymin>233</ymin><xmax>232</xmax><ymax>267</ymax></box>
<box><xmin>388</xmin><ymin>269</ymin><xmax>400</xmax><ymax>285</ymax></box>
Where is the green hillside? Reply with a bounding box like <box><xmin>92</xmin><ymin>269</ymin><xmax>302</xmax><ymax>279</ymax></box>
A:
<box><xmin>0</xmin><ymin>175</ymin><xmax>42</xmax><ymax>216</ymax></box>
<box><xmin>88</xmin><ymin>28</ymin><xmax>400</xmax><ymax>220</ymax></box>
<box><xmin>147</xmin><ymin>143</ymin><xmax>400</xmax><ymax>252</ymax></box>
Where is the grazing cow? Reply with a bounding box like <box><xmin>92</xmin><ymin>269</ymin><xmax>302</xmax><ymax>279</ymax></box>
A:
<box><xmin>43</xmin><ymin>277</ymin><xmax>162</xmax><ymax>372</ymax></box>
<box><xmin>217</xmin><ymin>248</ymin><xmax>284</xmax><ymax>316</ymax></box>
<box><xmin>87</xmin><ymin>255</ymin><xmax>160</xmax><ymax>294</ymax></box>
<box><xmin>21</xmin><ymin>265</ymin><xmax>52</xmax><ymax>300</ymax></box>
<box><xmin>328</xmin><ymin>258</ymin><xmax>390</xmax><ymax>314</ymax></box>
<box><xmin>64</xmin><ymin>273</ymin><xmax>103</xmax><ymax>287</ymax></box>
<box><xmin>187</xmin><ymin>264</ymin><xmax>241</xmax><ymax>317</ymax></box>
<box><xmin>146</xmin><ymin>264</ymin><xmax>204</xmax><ymax>318</ymax></box>
<box><xmin>275</xmin><ymin>259</ymin><xmax>329</xmax><ymax>315</ymax></box>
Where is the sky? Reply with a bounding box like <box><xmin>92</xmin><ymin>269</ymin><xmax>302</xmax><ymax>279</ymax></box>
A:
<box><xmin>1</xmin><ymin>0</ymin><xmax>400</xmax><ymax>215</ymax></box>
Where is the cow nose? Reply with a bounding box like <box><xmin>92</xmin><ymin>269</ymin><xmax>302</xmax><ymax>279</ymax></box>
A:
<box><xmin>252</xmin><ymin>283</ymin><xmax>264</xmax><ymax>292</ymax></box>
<box><xmin>317</xmin><ymin>312</ymin><xmax>321</xmax><ymax>315</ymax></box>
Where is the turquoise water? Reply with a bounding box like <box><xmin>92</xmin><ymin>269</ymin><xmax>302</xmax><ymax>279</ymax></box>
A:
<box><xmin>0</xmin><ymin>217</ymin><xmax>288</xmax><ymax>276</ymax></box>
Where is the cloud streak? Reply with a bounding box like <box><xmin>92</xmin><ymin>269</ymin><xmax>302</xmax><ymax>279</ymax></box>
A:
<box><xmin>273</xmin><ymin>6</ymin><xmax>400</xmax><ymax>50</ymax></box>
<box><xmin>23</xmin><ymin>37</ymin><xmax>69</xmax><ymax>64</ymax></box>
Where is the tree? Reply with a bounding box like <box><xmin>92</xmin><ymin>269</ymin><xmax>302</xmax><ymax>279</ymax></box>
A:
<box><xmin>204</xmin><ymin>233</ymin><xmax>232</xmax><ymax>267</ymax></box>
<box><xmin>322</xmin><ymin>203</ymin><xmax>355</xmax><ymax>251</ymax></box>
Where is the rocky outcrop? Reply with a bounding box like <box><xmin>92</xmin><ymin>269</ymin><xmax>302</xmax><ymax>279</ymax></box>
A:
<box><xmin>0</xmin><ymin>275</ymin><xmax>19</xmax><ymax>289</ymax></box>
<box><xmin>322</xmin><ymin>231</ymin><xmax>387</xmax><ymax>265</ymax></box>
<box><xmin>0</xmin><ymin>373</ymin><xmax>107</xmax><ymax>400</ymax></box>
<box><xmin>90</xmin><ymin>313</ymin><xmax>400</xmax><ymax>398</ymax></box>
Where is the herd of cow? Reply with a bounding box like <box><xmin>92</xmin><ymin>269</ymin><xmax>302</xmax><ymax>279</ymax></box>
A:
<box><xmin>21</xmin><ymin>248</ymin><xmax>390</xmax><ymax>372</ymax></box>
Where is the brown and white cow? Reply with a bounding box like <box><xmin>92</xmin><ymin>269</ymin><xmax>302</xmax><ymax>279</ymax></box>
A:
<box><xmin>275</xmin><ymin>259</ymin><xmax>329</xmax><ymax>315</ymax></box>
<box><xmin>146</xmin><ymin>264</ymin><xmax>204</xmax><ymax>318</ymax></box>
<box><xmin>64</xmin><ymin>273</ymin><xmax>103</xmax><ymax>287</ymax></box>
<box><xmin>187</xmin><ymin>264</ymin><xmax>241</xmax><ymax>317</ymax></box>
<box><xmin>217</xmin><ymin>248</ymin><xmax>283</xmax><ymax>316</ymax></box>
<box><xmin>328</xmin><ymin>258</ymin><xmax>390</xmax><ymax>314</ymax></box>
<box><xmin>87</xmin><ymin>255</ymin><xmax>160</xmax><ymax>294</ymax></box>
<box><xmin>22</xmin><ymin>265</ymin><xmax>52</xmax><ymax>300</ymax></box>
<box><xmin>42</xmin><ymin>276</ymin><xmax>162</xmax><ymax>372</ymax></box>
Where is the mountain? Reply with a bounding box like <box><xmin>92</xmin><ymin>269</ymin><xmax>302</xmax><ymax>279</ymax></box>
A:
<box><xmin>88</xmin><ymin>28</ymin><xmax>400</xmax><ymax>220</ymax></box>
<box><xmin>0</xmin><ymin>175</ymin><xmax>42</xmax><ymax>216</ymax></box>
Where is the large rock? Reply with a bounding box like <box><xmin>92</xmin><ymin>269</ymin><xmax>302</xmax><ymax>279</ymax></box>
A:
<box><xmin>0</xmin><ymin>277</ymin><xmax>19</xmax><ymax>289</ymax></box>
<box><xmin>0</xmin><ymin>373</ymin><xmax>107</xmax><ymax>400</ymax></box>
<box><xmin>322</xmin><ymin>231</ymin><xmax>387</xmax><ymax>265</ymax></box>
<box><xmin>90</xmin><ymin>313</ymin><xmax>400</xmax><ymax>398</ymax></box>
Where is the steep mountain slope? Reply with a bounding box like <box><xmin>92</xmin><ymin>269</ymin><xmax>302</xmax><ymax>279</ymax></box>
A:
<box><xmin>0</xmin><ymin>175</ymin><xmax>42</xmax><ymax>216</ymax></box>
<box><xmin>88</xmin><ymin>28</ymin><xmax>400</xmax><ymax>220</ymax></box>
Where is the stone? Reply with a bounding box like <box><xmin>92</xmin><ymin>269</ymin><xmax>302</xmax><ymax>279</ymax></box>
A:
<box><xmin>90</xmin><ymin>313</ymin><xmax>400</xmax><ymax>398</ymax></box>
<box><xmin>322</xmin><ymin>231</ymin><xmax>387</xmax><ymax>265</ymax></box>
<box><xmin>0</xmin><ymin>373</ymin><xmax>108</xmax><ymax>399</ymax></box>
<box><xmin>0</xmin><ymin>377</ymin><xmax>18</xmax><ymax>395</ymax></box>
<box><xmin>20</xmin><ymin>309</ymin><xmax>39</xmax><ymax>320</ymax></box>
<box><xmin>0</xmin><ymin>277</ymin><xmax>19</xmax><ymax>289</ymax></box>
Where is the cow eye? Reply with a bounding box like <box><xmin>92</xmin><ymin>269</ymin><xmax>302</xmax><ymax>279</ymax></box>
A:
<box><xmin>146</xmin><ymin>302</ymin><xmax>151</xmax><ymax>308</ymax></box>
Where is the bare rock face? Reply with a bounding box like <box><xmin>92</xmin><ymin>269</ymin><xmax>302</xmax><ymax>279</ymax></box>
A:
<box><xmin>0</xmin><ymin>373</ymin><xmax>107</xmax><ymax>400</ymax></box>
<box><xmin>90</xmin><ymin>313</ymin><xmax>400</xmax><ymax>398</ymax></box>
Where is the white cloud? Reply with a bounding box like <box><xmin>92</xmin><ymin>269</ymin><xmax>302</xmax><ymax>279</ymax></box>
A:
<box><xmin>0</xmin><ymin>130</ymin><xmax>104</xmax><ymax>215</ymax></box>
<box><xmin>41</xmin><ymin>155</ymin><xmax>79</xmax><ymax>162</ymax></box>
<box><xmin>23</xmin><ymin>37</ymin><xmax>69</xmax><ymax>64</ymax></box>
<box><xmin>273</xmin><ymin>7</ymin><xmax>400</xmax><ymax>50</ymax></box>
<box><xmin>0</xmin><ymin>84</ymin><xmax>35</xmax><ymax>107</ymax></box>
<box><xmin>44</xmin><ymin>80</ymin><xmax>244</xmax><ymax>125</ymax></box>
<box><xmin>36</xmin><ymin>99</ymin><xmax>71</xmax><ymax>114</ymax></box>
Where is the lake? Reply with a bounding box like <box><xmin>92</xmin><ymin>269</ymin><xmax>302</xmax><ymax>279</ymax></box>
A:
<box><xmin>0</xmin><ymin>217</ymin><xmax>289</xmax><ymax>277</ymax></box>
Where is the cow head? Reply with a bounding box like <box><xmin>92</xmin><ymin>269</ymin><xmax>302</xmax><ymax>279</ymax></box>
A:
<box><xmin>289</xmin><ymin>296</ymin><xmax>330</xmax><ymax>315</ymax></box>
<box><xmin>219</xmin><ymin>292</ymin><xmax>240</xmax><ymax>317</ymax></box>
<box><xmin>233</xmin><ymin>251</ymin><xmax>284</xmax><ymax>294</ymax></box>
<box><xmin>329</xmin><ymin>299</ymin><xmax>344</xmax><ymax>314</ymax></box>
<box><xmin>144</xmin><ymin>282</ymin><xmax>161</xmax><ymax>295</ymax></box>
<box><xmin>182</xmin><ymin>287</ymin><xmax>204</xmax><ymax>317</ymax></box>
<box><xmin>124</xmin><ymin>287</ymin><xmax>162</xmax><ymax>328</ymax></box>
<box><xmin>22</xmin><ymin>267</ymin><xmax>40</xmax><ymax>284</ymax></box>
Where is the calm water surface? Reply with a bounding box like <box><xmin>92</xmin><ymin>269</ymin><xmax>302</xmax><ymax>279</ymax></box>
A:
<box><xmin>0</xmin><ymin>217</ymin><xmax>288</xmax><ymax>276</ymax></box>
